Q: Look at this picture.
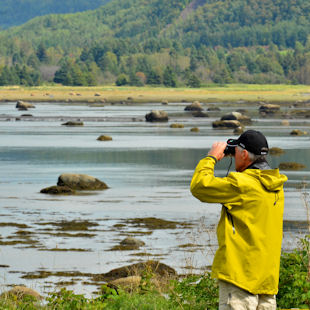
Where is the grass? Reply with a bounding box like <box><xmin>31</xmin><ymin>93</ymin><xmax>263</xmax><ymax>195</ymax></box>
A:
<box><xmin>0</xmin><ymin>84</ymin><xmax>310</xmax><ymax>104</ymax></box>
<box><xmin>1</xmin><ymin>237</ymin><xmax>309</xmax><ymax>309</ymax></box>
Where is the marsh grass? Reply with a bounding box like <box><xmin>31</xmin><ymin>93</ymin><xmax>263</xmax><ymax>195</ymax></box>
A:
<box><xmin>1</xmin><ymin>84</ymin><xmax>310</xmax><ymax>104</ymax></box>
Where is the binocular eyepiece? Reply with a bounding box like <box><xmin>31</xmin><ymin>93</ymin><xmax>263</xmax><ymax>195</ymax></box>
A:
<box><xmin>224</xmin><ymin>145</ymin><xmax>235</xmax><ymax>156</ymax></box>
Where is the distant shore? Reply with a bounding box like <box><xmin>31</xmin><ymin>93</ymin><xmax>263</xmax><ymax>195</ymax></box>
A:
<box><xmin>0</xmin><ymin>84</ymin><xmax>310</xmax><ymax>104</ymax></box>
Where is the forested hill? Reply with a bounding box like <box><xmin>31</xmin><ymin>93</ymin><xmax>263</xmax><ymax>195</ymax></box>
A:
<box><xmin>2</xmin><ymin>0</ymin><xmax>310</xmax><ymax>51</ymax></box>
<box><xmin>0</xmin><ymin>0</ymin><xmax>111</xmax><ymax>29</ymax></box>
<box><xmin>0</xmin><ymin>0</ymin><xmax>310</xmax><ymax>87</ymax></box>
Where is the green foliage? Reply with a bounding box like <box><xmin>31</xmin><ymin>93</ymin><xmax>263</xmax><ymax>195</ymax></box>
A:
<box><xmin>54</xmin><ymin>59</ymin><xmax>97</xmax><ymax>86</ymax></box>
<box><xmin>277</xmin><ymin>235</ymin><xmax>310</xmax><ymax>309</ymax></box>
<box><xmin>163</xmin><ymin>66</ymin><xmax>177</xmax><ymax>87</ymax></box>
<box><xmin>187</xmin><ymin>74</ymin><xmax>201</xmax><ymax>88</ymax></box>
<box><xmin>115</xmin><ymin>73</ymin><xmax>129</xmax><ymax>86</ymax></box>
<box><xmin>1</xmin><ymin>0</ymin><xmax>310</xmax><ymax>85</ymax></box>
<box><xmin>169</xmin><ymin>273</ymin><xmax>218</xmax><ymax>310</ymax></box>
<box><xmin>47</xmin><ymin>286</ymin><xmax>119</xmax><ymax>309</ymax></box>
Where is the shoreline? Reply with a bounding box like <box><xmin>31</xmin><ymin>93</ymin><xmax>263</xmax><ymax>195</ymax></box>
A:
<box><xmin>0</xmin><ymin>84</ymin><xmax>310</xmax><ymax>104</ymax></box>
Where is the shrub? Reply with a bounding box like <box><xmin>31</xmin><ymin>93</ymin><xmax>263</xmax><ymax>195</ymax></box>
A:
<box><xmin>277</xmin><ymin>235</ymin><xmax>310</xmax><ymax>309</ymax></box>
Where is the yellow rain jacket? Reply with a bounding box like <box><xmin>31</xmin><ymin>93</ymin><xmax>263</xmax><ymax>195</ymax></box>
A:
<box><xmin>190</xmin><ymin>156</ymin><xmax>287</xmax><ymax>295</ymax></box>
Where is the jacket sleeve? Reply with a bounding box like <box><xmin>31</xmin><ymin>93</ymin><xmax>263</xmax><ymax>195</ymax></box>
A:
<box><xmin>190</xmin><ymin>156</ymin><xmax>241</xmax><ymax>204</ymax></box>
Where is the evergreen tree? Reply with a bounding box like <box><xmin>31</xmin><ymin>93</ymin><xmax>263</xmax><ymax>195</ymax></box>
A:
<box><xmin>36</xmin><ymin>43</ymin><xmax>49</xmax><ymax>62</ymax></box>
<box><xmin>146</xmin><ymin>69</ymin><xmax>162</xmax><ymax>85</ymax></box>
<box><xmin>163</xmin><ymin>66</ymin><xmax>177</xmax><ymax>87</ymax></box>
<box><xmin>187</xmin><ymin>74</ymin><xmax>201</xmax><ymax>88</ymax></box>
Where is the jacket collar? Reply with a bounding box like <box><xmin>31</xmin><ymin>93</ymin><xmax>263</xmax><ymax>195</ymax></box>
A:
<box><xmin>246</xmin><ymin>158</ymin><xmax>271</xmax><ymax>170</ymax></box>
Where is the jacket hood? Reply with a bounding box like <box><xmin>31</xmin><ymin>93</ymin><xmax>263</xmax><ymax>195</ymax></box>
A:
<box><xmin>245</xmin><ymin>169</ymin><xmax>287</xmax><ymax>192</ymax></box>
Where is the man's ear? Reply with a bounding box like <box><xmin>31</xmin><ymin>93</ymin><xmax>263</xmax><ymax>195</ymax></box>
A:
<box><xmin>242</xmin><ymin>149</ymin><xmax>249</xmax><ymax>160</ymax></box>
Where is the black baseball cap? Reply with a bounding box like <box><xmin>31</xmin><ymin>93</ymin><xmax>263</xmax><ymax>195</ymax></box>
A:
<box><xmin>226</xmin><ymin>130</ymin><xmax>269</xmax><ymax>155</ymax></box>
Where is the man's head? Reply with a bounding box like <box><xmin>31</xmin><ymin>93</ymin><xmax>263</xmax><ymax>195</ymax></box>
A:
<box><xmin>226</xmin><ymin>130</ymin><xmax>269</xmax><ymax>172</ymax></box>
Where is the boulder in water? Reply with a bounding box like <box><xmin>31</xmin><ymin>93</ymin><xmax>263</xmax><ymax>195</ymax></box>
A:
<box><xmin>57</xmin><ymin>173</ymin><xmax>108</xmax><ymax>190</ymax></box>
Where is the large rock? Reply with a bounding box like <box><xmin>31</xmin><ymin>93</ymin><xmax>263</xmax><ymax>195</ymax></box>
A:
<box><xmin>184</xmin><ymin>101</ymin><xmax>203</xmax><ymax>111</ymax></box>
<box><xmin>145</xmin><ymin>110</ymin><xmax>168</xmax><ymax>122</ymax></box>
<box><xmin>120</xmin><ymin>237</ymin><xmax>145</xmax><ymax>247</ymax></box>
<box><xmin>259</xmin><ymin>104</ymin><xmax>280</xmax><ymax>114</ymax></box>
<box><xmin>290</xmin><ymin>129</ymin><xmax>307</xmax><ymax>136</ymax></box>
<box><xmin>212</xmin><ymin>120</ymin><xmax>241</xmax><ymax>129</ymax></box>
<box><xmin>220</xmin><ymin>112</ymin><xmax>251</xmax><ymax>124</ymax></box>
<box><xmin>2</xmin><ymin>286</ymin><xmax>42</xmax><ymax>300</ymax></box>
<box><xmin>16</xmin><ymin>101</ymin><xmax>35</xmax><ymax>109</ymax></box>
<box><xmin>57</xmin><ymin>173</ymin><xmax>108</xmax><ymax>190</ymax></box>
<box><xmin>97</xmin><ymin>135</ymin><xmax>112</xmax><ymax>141</ymax></box>
<box><xmin>94</xmin><ymin>261</ymin><xmax>177</xmax><ymax>282</ymax></box>
<box><xmin>40</xmin><ymin>185</ymin><xmax>76</xmax><ymax>195</ymax></box>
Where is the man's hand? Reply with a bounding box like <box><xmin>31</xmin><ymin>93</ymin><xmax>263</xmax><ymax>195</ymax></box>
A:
<box><xmin>208</xmin><ymin>141</ymin><xmax>227</xmax><ymax>161</ymax></box>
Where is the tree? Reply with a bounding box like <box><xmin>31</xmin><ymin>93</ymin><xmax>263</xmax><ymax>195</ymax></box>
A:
<box><xmin>115</xmin><ymin>73</ymin><xmax>129</xmax><ymax>86</ymax></box>
<box><xmin>36</xmin><ymin>43</ymin><xmax>49</xmax><ymax>62</ymax></box>
<box><xmin>187</xmin><ymin>74</ymin><xmax>201</xmax><ymax>88</ymax></box>
<box><xmin>146</xmin><ymin>69</ymin><xmax>162</xmax><ymax>85</ymax></box>
<box><xmin>163</xmin><ymin>66</ymin><xmax>177</xmax><ymax>87</ymax></box>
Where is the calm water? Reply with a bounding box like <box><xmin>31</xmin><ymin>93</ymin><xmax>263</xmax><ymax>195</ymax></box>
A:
<box><xmin>0</xmin><ymin>101</ymin><xmax>309</xmax><ymax>295</ymax></box>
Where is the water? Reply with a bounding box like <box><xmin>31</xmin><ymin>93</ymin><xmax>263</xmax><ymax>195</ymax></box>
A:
<box><xmin>0</xmin><ymin>101</ymin><xmax>308</xmax><ymax>296</ymax></box>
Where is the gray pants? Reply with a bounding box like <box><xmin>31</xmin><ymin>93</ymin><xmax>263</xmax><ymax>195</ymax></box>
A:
<box><xmin>218</xmin><ymin>280</ymin><xmax>277</xmax><ymax>310</ymax></box>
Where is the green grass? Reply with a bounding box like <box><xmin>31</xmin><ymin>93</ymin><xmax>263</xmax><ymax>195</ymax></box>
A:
<box><xmin>1</xmin><ymin>236</ymin><xmax>309</xmax><ymax>309</ymax></box>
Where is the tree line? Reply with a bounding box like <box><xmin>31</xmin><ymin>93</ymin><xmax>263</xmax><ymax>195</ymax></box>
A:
<box><xmin>0</xmin><ymin>0</ymin><xmax>310</xmax><ymax>86</ymax></box>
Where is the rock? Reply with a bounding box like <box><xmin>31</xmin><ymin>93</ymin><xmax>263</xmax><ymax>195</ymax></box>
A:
<box><xmin>40</xmin><ymin>185</ymin><xmax>76</xmax><ymax>195</ymax></box>
<box><xmin>161</xmin><ymin>100</ymin><xmax>168</xmax><ymax>105</ymax></box>
<box><xmin>269</xmin><ymin>147</ymin><xmax>285</xmax><ymax>156</ymax></box>
<box><xmin>192</xmin><ymin>111</ymin><xmax>209</xmax><ymax>117</ymax></box>
<box><xmin>16</xmin><ymin>101</ymin><xmax>35</xmax><ymax>109</ymax></box>
<box><xmin>259</xmin><ymin>104</ymin><xmax>280</xmax><ymax>114</ymax></box>
<box><xmin>57</xmin><ymin>173</ymin><xmax>108</xmax><ymax>190</ymax></box>
<box><xmin>279</xmin><ymin>162</ymin><xmax>306</xmax><ymax>170</ymax></box>
<box><xmin>61</xmin><ymin>121</ymin><xmax>84</xmax><ymax>126</ymax></box>
<box><xmin>2</xmin><ymin>286</ymin><xmax>42</xmax><ymax>300</ymax></box>
<box><xmin>97</xmin><ymin>135</ymin><xmax>112</xmax><ymax>141</ymax></box>
<box><xmin>212</xmin><ymin>120</ymin><xmax>241</xmax><ymax>129</ymax></box>
<box><xmin>170</xmin><ymin>123</ymin><xmax>184</xmax><ymax>128</ymax></box>
<box><xmin>94</xmin><ymin>93</ymin><xmax>101</xmax><ymax>96</ymax></box>
<box><xmin>290</xmin><ymin>129</ymin><xmax>307</xmax><ymax>136</ymax></box>
<box><xmin>220</xmin><ymin>112</ymin><xmax>251</xmax><ymax>124</ymax></box>
<box><xmin>207</xmin><ymin>106</ymin><xmax>221</xmax><ymax>111</ymax></box>
<box><xmin>120</xmin><ymin>237</ymin><xmax>145</xmax><ymax>247</ymax></box>
<box><xmin>95</xmin><ymin>261</ymin><xmax>177</xmax><ymax>282</ymax></box>
<box><xmin>184</xmin><ymin>101</ymin><xmax>203</xmax><ymax>111</ymax></box>
<box><xmin>21</xmin><ymin>114</ymin><xmax>33</xmax><ymax>117</ymax></box>
<box><xmin>110</xmin><ymin>276</ymin><xmax>141</xmax><ymax>289</ymax></box>
<box><xmin>145</xmin><ymin>110</ymin><xmax>168</xmax><ymax>122</ymax></box>
<box><xmin>233</xmin><ymin>126</ymin><xmax>244</xmax><ymax>135</ymax></box>
<box><xmin>190</xmin><ymin>127</ymin><xmax>199</xmax><ymax>132</ymax></box>
<box><xmin>281</xmin><ymin>120</ymin><xmax>290</xmax><ymax>126</ymax></box>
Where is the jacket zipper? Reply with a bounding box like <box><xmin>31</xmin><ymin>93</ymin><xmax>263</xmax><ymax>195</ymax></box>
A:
<box><xmin>224</xmin><ymin>207</ymin><xmax>236</xmax><ymax>234</ymax></box>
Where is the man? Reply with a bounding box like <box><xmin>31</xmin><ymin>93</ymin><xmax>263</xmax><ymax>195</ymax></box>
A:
<box><xmin>190</xmin><ymin>130</ymin><xmax>287</xmax><ymax>310</ymax></box>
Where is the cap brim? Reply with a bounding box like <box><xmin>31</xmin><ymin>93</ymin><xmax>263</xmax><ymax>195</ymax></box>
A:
<box><xmin>226</xmin><ymin>138</ymin><xmax>239</xmax><ymax>146</ymax></box>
